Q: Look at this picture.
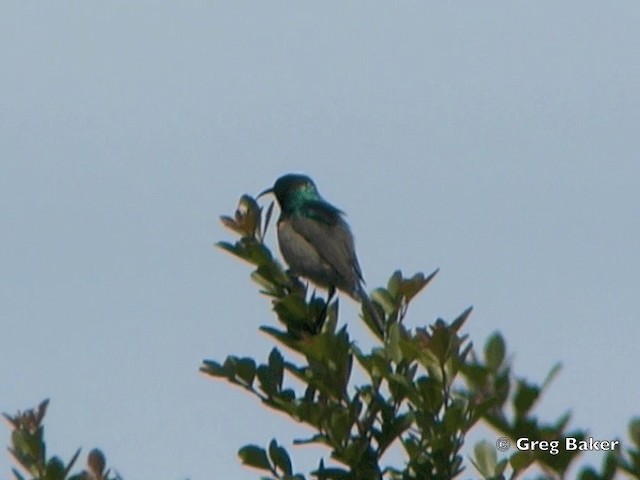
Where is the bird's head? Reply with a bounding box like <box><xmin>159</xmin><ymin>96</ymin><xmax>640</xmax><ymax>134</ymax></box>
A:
<box><xmin>258</xmin><ymin>174</ymin><xmax>321</xmax><ymax>210</ymax></box>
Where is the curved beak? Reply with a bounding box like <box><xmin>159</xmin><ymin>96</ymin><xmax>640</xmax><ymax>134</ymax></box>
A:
<box><xmin>257</xmin><ymin>187</ymin><xmax>273</xmax><ymax>199</ymax></box>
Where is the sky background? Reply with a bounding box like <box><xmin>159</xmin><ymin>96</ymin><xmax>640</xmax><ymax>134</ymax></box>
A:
<box><xmin>2</xmin><ymin>2</ymin><xmax>639</xmax><ymax>479</ymax></box>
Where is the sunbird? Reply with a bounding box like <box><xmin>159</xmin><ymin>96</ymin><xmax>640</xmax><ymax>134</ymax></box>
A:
<box><xmin>259</xmin><ymin>174</ymin><xmax>384</xmax><ymax>334</ymax></box>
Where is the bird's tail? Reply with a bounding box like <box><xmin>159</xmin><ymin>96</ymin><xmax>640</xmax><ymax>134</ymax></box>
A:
<box><xmin>356</xmin><ymin>284</ymin><xmax>385</xmax><ymax>336</ymax></box>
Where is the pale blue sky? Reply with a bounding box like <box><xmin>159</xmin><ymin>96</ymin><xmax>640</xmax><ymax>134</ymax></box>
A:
<box><xmin>2</xmin><ymin>2</ymin><xmax>639</xmax><ymax>479</ymax></box>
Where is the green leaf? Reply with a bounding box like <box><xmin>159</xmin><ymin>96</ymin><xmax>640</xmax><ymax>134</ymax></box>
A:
<box><xmin>250</xmin><ymin>270</ymin><xmax>278</xmax><ymax>294</ymax></box>
<box><xmin>35</xmin><ymin>399</ymin><xmax>50</xmax><ymax>424</ymax></box>
<box><xmin>354</xmin><ymin>348</ymin><xmax>390</xmax><ymax>383</ymax></box>
<box><xmin>274</xmin><ymin>293</ymin><xmax>309</xmax><ymax>326</ymax></box>
<box><xmin>293</xmin><ymin>433</ymin><xmax>326</xmax><ymax>446</ymax></box>
<box><xmin>443</xmin><ymin>400</ymin><xmax>465</xmax><ymax>434</ymax></box>
<box><xmin>377</xmin><ymin>412</ymin><xmax>413</xmax><ymax>452</ymax></box>
<box><xmin>513</xmin><ymin>380</ymin><xmax>540</xmax><ymax>416</ymax></box>
<box><xmin>217</xmin><ymin>238</ymin><xmax>274</xmax><ymax>267</ymax></box>
<box><xmin>542</xmin><ymin>362</ymin><xmax>562</xmax><ymax>391</ymax></box>
<box><xmin>495</xmin><ymin>458</ymin><xmax>508</xmax><ymax>475</ymax></box>
<box><xmin>45</xmin><ymin>457</ymin><xmax>66</xmax><ymax>480</ymax></box>
<box><xmin>238</xmin><ymin>445</ymin><xmax>272</xmax><ymax>471</ymax></box>
<box><xmin>256</xmin><ymin>262</ymin><xmax>290</xmax><ymax>288</ymax></box>
<box><xmin>401</xmin><ymin>269</ymin><xmax>438</xmax><ymax>302</ymax></box>
<box><xmin>11</xmin><ymin>468</ymin><xmax>26</xmax><ymax>480</ymax></box>
<box><xmin>461</xmin><ymin>363</ymin><xmax>489</xmax><ymax>388</ymax></box>
<box><xmin>257</xmin><ymin>365</ymin><xmax>276</xmax><ymax>396</ymax></box>
<box><xmin>509</xmin><ymin>450</ymin><xmax>533</xmax><ymax>473</ymax></box>
<box><xmin>235</xmin><ymin>357</ymin><xmax>257</xmax><ymax>386</ymax></box>
<box><xmin>371</xmin><ymin>288</ymin><xmax>397</xmax><ymax>314</ymax></box>
<box><xmin>269</xmin><ymin>439</ymin><xmax>293</xmax><ymax>476</ymax></box>
<box><xmin>328</xmin><ymin>408</ymin><xmax>352</xmax><ymax>446</ymax></box>
<box><xmin>629</xmin><ymin>417</ymin><xmax>640</xmax><ymax>448</ymax></box>
<box><xmin>484</xmin><ymin>333</ymin><xmax>505</xmax><ymax>371</ymax></box>
<box><xmin>295</xmin><ymin>330</ymin><xmax>352</xmax><ymax>398</ymax></box>
<box><xmin>602</xmin><ymin>451</ymin><xmax>618</xmax><ymax>479</ymax></box>
<box><xmin>323</xmin><ymin>299</ymin><xmax>339</xmax><ymax>333</ymax></box>
<box><xmin>385</xmin><ymin>323</ymin><xmax>403</xmax><ymax>364</ymax></box>
<box><xmin>64</xmin><ymin>448</ymin><xmax>82</xmax><ymax>477</ymax></box>
<box><xmin>268</xmin><ymin>348</ymin><xmax>284</xmax><ymax>392</ymax></box>
<box><xmin>219</xmin><ymin>216</ymin><xmax>242</xmax><ymax>234</ymax></box>
<box><xmin>416</xmin><ymin>376</ymin><xmax>443</xmax><ymax>413</ymax></box>
<box><xmin>578</xmin><ymin>467</ymin><xmax>600</xmax><ymax>480</ymax></box>
<box><xmin>473</xmin><ymin>440</ymin><xmax>497</xmax><ymax>477</ymax></box>
<box><xmin>311</xmin><ymin>464</ymin><xmax>351</xmax><ymax>479</ymax></box>
<box><xmin>200</xmin><ymin>359</ymin><xmax>225</xmax><ymax>377</ymax></box>
<box><xmin>243</xmin><ymin>241</ymin><xmax>274</xmax><ymax>266</ymax></box>
<box><xmin>451</xmin><ymin>306</ymin><xmax>473</xmax><ymax>331</ymax></box>
<box><xmin>10</xmin><ymin>430</ymin><xmax>32</xmax><ymax>458</ymax></box>
<box><xmin>393</xmin><ymin>334</ymin><xmax>418</xmax><ymax>364</ymax></box>
<box><xmin>387</xmin><ymin>373</ymin><xmax>411</xmax><ymax>403</ymax></box>
<box><xmin>386</xmin><ymin>270</ymin><xmax>403</xmax><ymax>298</ymax></box>
<box><xmin>216</xmin><ymin>240</ymin><xmax>242</xmax><ymax>258</ymax></box>
<box><xmin>237</xmin><ymin>194</ymin><xmax>261</xmax><ymax>237</ymax></box>
<box><xmin>554</xmin><ymin>411</ymin><xmax>572</xmax><ymax>432</ymax></box>
<box><xmin>217</xmin><ymin>356</ymin><xmax>251</xmax><ymax>385</ymax></box>
<box><xmin>420</xmin><ymin>320</ymin><xmax>452</xmax><ymax>366</ymax></box>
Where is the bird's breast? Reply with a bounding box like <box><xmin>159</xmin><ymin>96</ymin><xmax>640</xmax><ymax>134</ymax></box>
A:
<box><xmin>277</xmin><ymin>219</ymin><xmax>336</xmax><ymax>289</ymax></box>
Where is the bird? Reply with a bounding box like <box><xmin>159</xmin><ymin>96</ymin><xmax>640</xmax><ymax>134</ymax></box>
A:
<box><xmin>258</xmin><ymin>173</ymin><xmax>384</xmax><ymax>334</ymax></box>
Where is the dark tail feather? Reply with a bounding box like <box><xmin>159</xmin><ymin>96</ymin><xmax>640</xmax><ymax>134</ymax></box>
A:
<box><xmin>356</xmin><ymin>284</ymin><xmax>385</xmax><ymax>336</ymax></box>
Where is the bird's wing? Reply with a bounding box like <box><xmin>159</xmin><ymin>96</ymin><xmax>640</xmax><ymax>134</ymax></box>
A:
<box><xmin>291</xmin><ymin>205</ymin><xmax>364</xmax><ymax>287</ymax></box>
<box><xmin>302</xmin><ymin>200</ymin><xmax>344</xmax><ymax>225</ymax></box>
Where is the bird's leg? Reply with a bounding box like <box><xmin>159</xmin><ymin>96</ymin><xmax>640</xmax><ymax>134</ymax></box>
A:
<box><xmin>322</xmin><ymin>286</ymin><xmax>336</xmax><ymax>322</ymax></box>
<box><xmin>327</xmin><ymin>285</ymin><xmax>336</xmax><ymax>305</ymax></box>
<box><xmin>313</xmin><ymin>286</ymin><xmax>335</xmax><ymax>334</ymax></box>
<box><xmin>285</xmin><ymin>269</ymin><xmax>307</xmax><ymax>297</ymax></box>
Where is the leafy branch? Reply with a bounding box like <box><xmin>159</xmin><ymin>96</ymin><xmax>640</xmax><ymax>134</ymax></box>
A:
<box><xmin>5</xmin><ymin>195</ymin><xmax>640</xmax><ymax>480</ymax></box>
<box><xmin>3</xmin><ymin>399</ymin><xmax>121</xmax><ymax>480</ymax></box>
<box><xmin>203</xmin><ymin>194</ymin><xmax>640</xmax><ymax>480</ymax></box>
